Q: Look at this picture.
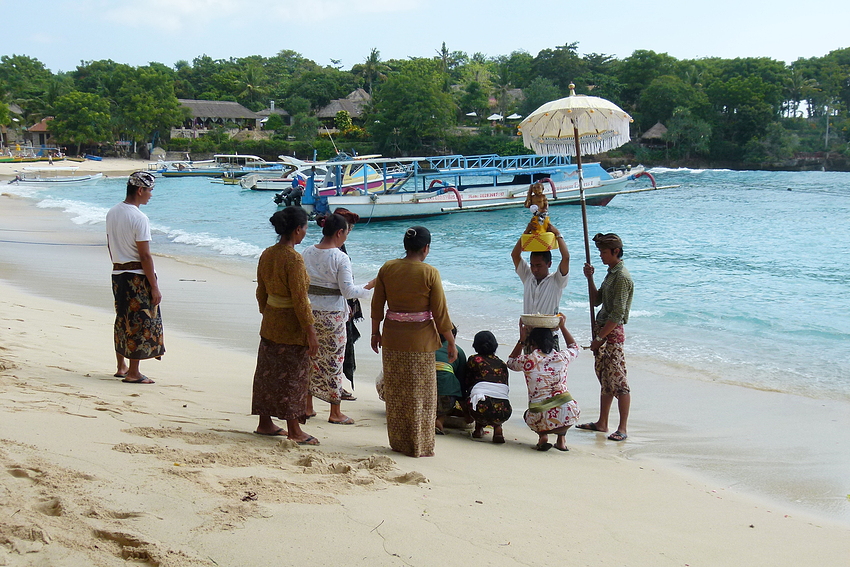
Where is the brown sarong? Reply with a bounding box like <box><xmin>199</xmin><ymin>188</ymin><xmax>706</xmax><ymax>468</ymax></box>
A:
<box><xmin>112</xmin><ymin>272</ymin><xmax>165</xmax><ymax>360</ymax></box>
<box><xmin>382</xmin><ymin>349</ymin><xmax>436</xmax><ymax>457</ymax></box>
<box><xmin>251</xmin><ymin>337</ymin><xmax>310</xmax><ymax>420</ymax></box>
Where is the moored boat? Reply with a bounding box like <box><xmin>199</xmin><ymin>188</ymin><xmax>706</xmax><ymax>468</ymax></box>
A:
<box><xmin>159</xmin><ymin>154</ymin><xmax>284</xmax><ymax>178</ymax></box>
<box><xmin>279</xmin><ymin>154</ymin><xmax>674</xmax><ymax>221</ymax></box>
<box><xmin>7</xmin><ymin>166</ymin><xmax>103</xmax><ymax>185</ymax></box>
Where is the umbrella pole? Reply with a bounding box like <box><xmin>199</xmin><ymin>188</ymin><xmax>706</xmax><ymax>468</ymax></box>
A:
<box><xmin>574</xmin><ymin>127</ymin><xmax>596</xmax><ymax>336</ymax></box>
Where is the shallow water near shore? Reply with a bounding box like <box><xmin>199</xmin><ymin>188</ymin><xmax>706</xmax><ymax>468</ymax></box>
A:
<box><xmin>15</xmin><ymin>167</ymin><xmax>850</xmax><ymax>402</ymax></box>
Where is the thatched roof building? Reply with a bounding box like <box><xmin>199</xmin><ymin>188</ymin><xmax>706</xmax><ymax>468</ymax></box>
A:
<box><xmin>178</xmin><ymin>99</ymin><xmax>260</xmax><ymax>129</ymax></box>
<box><xmin>641</xmin><ymin>122</ymin><xmax>668</xmax><ymax>143</ymax></box>
<box><xmin>316</xmin><ymin>89</ymin><xmax>371</xmax><ymax>120</ymax></box>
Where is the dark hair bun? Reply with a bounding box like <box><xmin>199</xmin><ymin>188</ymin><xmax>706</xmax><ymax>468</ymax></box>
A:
<box><xmin>270</xmin><ymin>206</ymin><xmax>308</xmax><ymax>238</ymax></box>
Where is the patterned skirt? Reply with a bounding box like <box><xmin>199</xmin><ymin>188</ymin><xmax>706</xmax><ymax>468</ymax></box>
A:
<box><xmin>382</xmin><ymin>349</ymin><xmax>436</xmax><ymax>457</ymax></box>
<box><xmin>470</xmin><ymin>396</ymin><xmax>513</xmax><ymax>427</ymax></box>
<box><xmin>251</xmin><ymin>337</ymin><xmax>310</xmax><ymax>421</ymax></box>
<box><xmin>309</xmin><ymin>310</ymin><xmax>347</xmax><ymax>404</ymax></box>
<box><xmin>594</xmin><ymin>324</ymin><xmax>629</xmax><ymax>397</ymax></box>
<box><xmin>112</xmin><ymin>273</ymin><xmax>165</xmax><ymax>360</ymax></box>
<box><xmin>523</xmin><ymin>400</ymin><xmax>581</xmax><ymax>434</ymax></box>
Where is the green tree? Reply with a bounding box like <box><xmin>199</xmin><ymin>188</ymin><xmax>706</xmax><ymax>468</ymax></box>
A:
<box><xmin>0</xmin><ymin>55</ymin><xmax>54</xmax><ymax>121</ymax></box>
<box><xmin>239</xmin><ymin>64</ymin><xmax>269</xmax><ymax>110</ymax></box>
<box><xmin>264</xmin><ymin>113</ymin><xmax>286</xmax><ymax>131</ymax></box>
<box><xmin>616</xmin><ymin>49</ymin><xmax>678</xmax><ymax>109</ymax></box>
<box><xmin>532</xmin><ymin>42</ymin><xmax>587</xmax><ymax>92</ymax></box>
<box><xmin>664</xmin><ymin>107</ymin><xmax>712</xmax><ymax>159</ymax></box>
<box><xmin>114</xmin><ymin>66</ymin><xmax>184</xmax><ymax>144</ymax></box>
<box><xmin>351</xmin><ymin>48</ymin><xmax>388</xmax><ymax>94</ymax></box>
<box><xmin>459</xmin><ymin>81</ymin><xmax>489</xmax><ymax>120</ymax></box>
<box><xmin>292</xmin><ymin>113</ymin><xmax>320</xmax><ymax>142</ymax></box>
<box><xmin>367</xmin><ymin>59</ymin><xmax>455</xmax><ymax>154</ymax></box>
<box><xmin>519</xmin><ymin>76</ymin><xmax>561</xmax><ymax>117</ymax></box>
<box><xmin>705</xmin><ymin>75</ymin><xmax>781</xmax><ymax>144</ymax></box>
<box><xmin>50</xmin><ymin>91</ymin><xmax>112</xmax><ymax>154</ymax></box>
<box><xmin>335</xmin><ymin>110</ymin><xmax>353</xmax><ymax>131</ymax></box>
<box><xmin>283</xmin><ymin>96</ymin><xmax>311</xmax><ymax>116</ymax></box>
<box><xmin>638</xmin><ymin>75</ymin><xmax>708</xmax><ymax>129</ymax></box>
<box><xmin>743</xmin><ymin>122</ymin><xmax>799</xmax><ymax>163</ymax></box>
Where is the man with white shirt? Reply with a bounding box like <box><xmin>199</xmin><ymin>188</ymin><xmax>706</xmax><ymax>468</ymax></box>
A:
<box><xmin>511</xmin><ymin>221</ymin><xmax>570</xmax><ymax>316</ymax></box>
<box><xmin>105</xmin><ymin>171</ymin><xmax>165</xmax><ymax>384</ymax></box>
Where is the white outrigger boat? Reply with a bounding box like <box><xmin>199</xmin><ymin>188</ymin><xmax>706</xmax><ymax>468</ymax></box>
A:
<box><xmin>7</xmin><ymin>166</ymin><xmax>103</xmax><ymax>185</ymax></box>
<box><xmin>283</xmin><ymin>154</ymin><xmax>675</xmax><ymax>221</ymax></box>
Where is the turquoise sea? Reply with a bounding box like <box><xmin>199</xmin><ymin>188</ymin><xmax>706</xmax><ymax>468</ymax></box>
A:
<box><xmin>10</xmin><ymin>167</ymin><xmax>850</xmax><ymax>403</ymax></box>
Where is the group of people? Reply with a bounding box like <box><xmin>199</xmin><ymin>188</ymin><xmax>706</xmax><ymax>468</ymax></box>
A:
<box><xmin>106</xmin><ymin>171</ymin><xmax>634</xmax><ymax>458</ymax></box>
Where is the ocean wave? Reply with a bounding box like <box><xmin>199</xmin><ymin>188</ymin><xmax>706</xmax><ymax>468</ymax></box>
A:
<box><xmin>35</xmin><ymin>197</ymin><xmax>110</xmax><ymax>225</ymax></box>
<box><xmin>649</xmin><ymin>167</ymin><xmax>733</xmax><ymax>174</ymax></box>
<box><xmin>442</xmin><ymin>280</ymin><xmax>492</xmax><ymax>293</ymax></box>
<box><xmin>162</xmin><ymin>228</ymin><xmax>264</xmax><ymax>257</ymax></box>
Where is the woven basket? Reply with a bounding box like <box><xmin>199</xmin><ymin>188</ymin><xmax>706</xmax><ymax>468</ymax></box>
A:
<box><xmin>520</xmin><ymin>314</ymin><xmax>560</xmax><ymax>329</ymax></box>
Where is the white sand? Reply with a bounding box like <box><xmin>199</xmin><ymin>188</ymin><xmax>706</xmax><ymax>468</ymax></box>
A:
<box><xmin>1</xmin><ymin>192</ymin><xmax>849</xmax><ymax>566</ymax></box>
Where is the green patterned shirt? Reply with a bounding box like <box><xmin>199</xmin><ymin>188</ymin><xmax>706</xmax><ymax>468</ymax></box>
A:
<box><xmin>595</xmin><ymin>261</ymin><xmax>634</xmax><ymax>326</ymax></box>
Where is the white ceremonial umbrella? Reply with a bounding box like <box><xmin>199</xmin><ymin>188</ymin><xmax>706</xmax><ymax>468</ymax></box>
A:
<box><xmin>518</xmin><ymin>83</ymin><xmax>633</xmax><ymax>333</ymax></box>
<box><xmin>506</xmin><ymin>113</ymin><xmax>522</xmax><ymax>120</ymax></box>
<box><xmin>465</xmin><ymin>111</ymin><xmax>478</xmax><ymax>117</ymax></box>
<box><xmin>486</xmin><ymin>113</ymin><xmax>504</xmax><ymax>121</ymax></box>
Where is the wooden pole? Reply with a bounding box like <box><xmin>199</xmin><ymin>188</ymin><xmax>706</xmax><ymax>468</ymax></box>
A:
<box><xmin>574</xmin><ymin>125</ymin><xmax>596</xmax><ymax>335</ymax></box>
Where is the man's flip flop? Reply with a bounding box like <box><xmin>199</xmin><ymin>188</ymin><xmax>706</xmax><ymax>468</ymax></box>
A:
<box><xmin>254</xmin><ymin>428</ymin><xmax>287</xmax><ymax>436</ymax></box>
<box><xmin>297</xmin><ymin>435</ymin><xmax>320</xmax><ymax>445</ymax></box>
<box><xmin>114</xmin><ymin>372</ymin><xmax>127</xmax><ymax>378</ymax></box>
<box><xmin>608</xmin><ymin>431</ymin><xmax>628</xmax><ymax>441</ymax></box>
<box><xmin>554</xmin><ymin>445</ymin><xmax>569</xmax><ymax>451</ymax></box>
<box><xmin>122</xmin><ymin>375</ymin><xmax>155</xmax><ymax>384</ymax></box>
<box><xmin>576</xmin><ymin>422</ymin><xmax>604</xmax><ymax>432</ymax></box>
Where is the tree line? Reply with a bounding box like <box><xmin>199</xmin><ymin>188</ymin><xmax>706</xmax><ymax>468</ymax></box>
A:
<box><xmin>1</xmin><ymin>42</ymin><xmax>849</xmax><ymax>164</ymax></box>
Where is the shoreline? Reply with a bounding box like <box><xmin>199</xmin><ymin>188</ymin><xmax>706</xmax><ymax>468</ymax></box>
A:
<box><xmin>1</xmin><ymin>191</ymin><xmax>849</xmax><ymax>564</ymax></box>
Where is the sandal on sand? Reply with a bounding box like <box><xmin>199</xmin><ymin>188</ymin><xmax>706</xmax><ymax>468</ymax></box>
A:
<box><xmin>535</xmin><ymin>442</ymin><xmax>553</xmax><ymax>452</ymax></box>
<box><xmin>341</xmin><ymin>389</ymin><xmax>357</xmax><ymax>401</ymax></box>
<box><xmin>254</xmin><ymin>428</ymin><xmax>287</xmax><ymax>436</ymax></box>
<box><xmin>576</xmin><ymin>422</ymin><xmax>604</xmax><ymax>432</ymax></box>
<box><xmin>608</xmin><ymin>431</ymin><xmax>628</xmax><ymax>441</ymax></box>
<box><xmin>297</xmin><ymin>435</ymin><xmax>320</xmax><ymax>446</ymax></box>
<box><xmin>328</xmin><ymin>417</ymin><xmax>355</xmax><ymax>425</ymax></box>
<box><xmin>554</xmin><ymin>445</ymin><xmax>569</xmax><ymax>451</ymax></box>
<box><xmin>435</xmin><ymin>428</ymin><xmax>446</xmax><ymax>435</ymax></box>
<box><xmin>122</xmin><ymin>375</ymin><xmax>154</xmax><ymax>384</ymax></box>
<box><xmin>114</xmin><ymin>372</ymin><xmax>127</xmax><ymax>378</ymax></box>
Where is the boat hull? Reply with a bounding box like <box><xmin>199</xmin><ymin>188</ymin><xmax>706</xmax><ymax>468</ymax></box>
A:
<box><xmin>324</xmin><ymin>175</ymin><xmax>632</xmax><ymax>221</ymax></box>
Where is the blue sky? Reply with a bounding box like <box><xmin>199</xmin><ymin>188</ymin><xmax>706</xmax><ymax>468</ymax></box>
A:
<box><xmin>2</xmin><ymin>0</ymin><xmax>848</xmax><ymax>73</ymax></box>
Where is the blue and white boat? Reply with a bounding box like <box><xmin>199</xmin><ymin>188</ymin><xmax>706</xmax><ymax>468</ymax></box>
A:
<box><xmin>291</xmin><ymin>154</ymin><xmax>670</xmax><ymax>221</ymax></box>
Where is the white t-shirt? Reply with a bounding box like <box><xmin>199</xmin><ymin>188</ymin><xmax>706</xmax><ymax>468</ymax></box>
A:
<box><xmin>302</xmin><ymin>245</ymin><xmax>371</xmax><ymax>312</ymax></box>
<box><xmin>106</xmin><ymin>202</ymin><xmax>151</xmax><ymax>275</ymax></box>
<box><xmin>516</xmin><ymin>258</ymin><xmax>568</xmax><ymax>315</ymax></box>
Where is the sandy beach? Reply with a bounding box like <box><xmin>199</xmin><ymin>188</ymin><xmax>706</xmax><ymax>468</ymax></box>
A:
<box><xmin>2</xmin><ymin>177</ymin><xmax>850</xmax><ymax>566</ymax></box>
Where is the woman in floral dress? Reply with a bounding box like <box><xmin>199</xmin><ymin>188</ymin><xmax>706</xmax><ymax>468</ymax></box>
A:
<box><xmin>506</xmin><ymin>315</ymin><xmax>580</xmax><ymax>452</ymax></box>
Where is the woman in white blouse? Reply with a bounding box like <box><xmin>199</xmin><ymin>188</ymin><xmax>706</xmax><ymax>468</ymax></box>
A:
<box><xmin>302</xmin><ymin>213</ymin><xmax>374</xmax><ymax>424</ymax></box>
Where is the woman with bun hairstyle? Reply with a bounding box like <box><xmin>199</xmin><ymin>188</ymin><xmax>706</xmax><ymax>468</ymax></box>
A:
<box><xmin>371</xmin><ymin>226</ymin><xmax>456</xmax><ymax>457</ymax></box>
<box><xmin>302</xmin><ymin>212</ymin><xmax>374</xmax><ymax>425</ymax></box>
<box><xmin>251</xmin><ymin>206</ymin><xmax>320</xmax><ymax>445</ymax></box>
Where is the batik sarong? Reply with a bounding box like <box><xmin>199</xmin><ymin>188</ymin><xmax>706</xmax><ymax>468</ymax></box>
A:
<box><xmin>251</xmin><ymin>337</ymin><xmax>310</xmax><ymax>420</ymax></box>
<box><xmin>594</xmin><ymin>324</ymin><xmax>629</xmax><ymax>397</ymax></box>
<box><xmin>309</xmin><ymin>310</ymin><xmax>347</xmax><ymax>404</ymax></box>
<box><xmin>112</xmin><ymin>272</ymin><xmax>165</xmax><ymax>360</ymax></box>
<box><xmin>382</xmin><ymin>349</ymin><xmax>436</xmax><ymax>457</ymax></box>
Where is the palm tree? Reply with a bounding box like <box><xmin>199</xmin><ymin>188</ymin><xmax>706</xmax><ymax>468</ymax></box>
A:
<box><xmin>239</xmin><ymin>65</ymin><xmax>269</xmax><ymax>110</ymax></box>
<box><xmin>353</xmin><ymin>48</ymin><xmax>388</xmax><ymax>95</ymax></box>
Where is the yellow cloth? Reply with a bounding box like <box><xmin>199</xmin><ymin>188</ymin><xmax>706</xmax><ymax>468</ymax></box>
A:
<box><xmin>256</xmin><ymin>243</ymin><xmax>314</xmax><ymax>345</ymax></box>
<box><xmin>372</xmin><ymin>258</ymin><xmax>452</xmax><ymax>352</ymax></box>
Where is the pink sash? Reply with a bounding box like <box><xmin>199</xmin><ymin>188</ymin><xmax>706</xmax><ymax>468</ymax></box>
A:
<box><xmin>385</xmin><ymin>310</ymin><xmax>433</xmax><ymax>323</ymax></box>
